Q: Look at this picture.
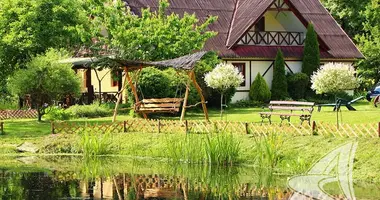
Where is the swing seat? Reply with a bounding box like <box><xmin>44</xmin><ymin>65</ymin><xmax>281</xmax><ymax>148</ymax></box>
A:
<box><xmin>135</xmin><ymin>98</ymin><xmax>184</xmax><ymax>114</ymax></box>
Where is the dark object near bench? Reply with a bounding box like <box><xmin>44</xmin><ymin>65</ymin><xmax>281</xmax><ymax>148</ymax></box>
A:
<box><xmin>317</xmin><ymin>96</ymin><xmax>364</xmax><ymax>112</ymax></box>
<box><xmin>259</xmin><ymin>101</ymin><xmax>315</xmax><ymax>125</ymax></box>
<box><xmin>135</xmin><ymin>98</ymin><xmax>184</xmax><ymax>114</ymax></box>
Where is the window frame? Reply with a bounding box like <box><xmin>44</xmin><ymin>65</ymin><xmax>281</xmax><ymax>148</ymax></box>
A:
<box><xmin>232</xmin><ymin>63</ymin><xmax>246</xmax><ymax>87</ymax></box>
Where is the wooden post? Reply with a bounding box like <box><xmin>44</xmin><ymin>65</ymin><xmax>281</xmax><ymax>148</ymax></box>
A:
<box><xmin>185</xmin><ymin>120</ymin><xmax>188</xmax><ymax>134</ymax></box>
<box><xmin>0</xmin><ymin>122</ymin><xmax>3</xmax><ymax>135</ymax></box>
<box><xmin>378</xmin><ymin>122</ymin><xmax>380</xmax><ymax>138</ymax></box>
<box><xmin>189</xmin><ymin>70</ymin><xmax>209</xmax><ymax>121</ymax></box>
<box><xmin>245</xmin><ymin>123</ymin><xmax>249</xmax><ymax>135</ymax></box>
<box><xmin>51</xmin><ymin>121</ymin><xmax>55</xmax><ymax>134</ymax></box>
<box><xmin>126</xmin><ymin>67</ymin><xmax>147</xmax><ymax>119</ymax></box>
<box><xmin>158</xmin><ymin>120</ymin><xmax>161</xmax><ymax>133</ymax></box>
<box><xmin>124</xmin><ymin>121</ymin><xmax>127</xmax><ymax>133</ymax></box>
<box><xmin>180</xmin><ymin>83</ymin><xmax>190</xmax><ymax>121</ymax></box>
<box><xmin>312</xmin><ymin>121</ymin><xmax>317</xmax><ymax>134</ymax></box>
<box><xmin>113</xmin><ymin>67</ymin><xmax>130</xmax><ymax>122</ymax></box>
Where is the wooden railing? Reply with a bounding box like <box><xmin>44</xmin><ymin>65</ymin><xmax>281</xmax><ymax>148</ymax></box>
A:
<box><xmin>240</xmin><ymin>31</ymin><xmax>305</xmax><ymax>46</ymax></box>
<box><xmin>0</xmin><ymin>109</ymin><xmax>38</xmax><ymax>120</ymax></box>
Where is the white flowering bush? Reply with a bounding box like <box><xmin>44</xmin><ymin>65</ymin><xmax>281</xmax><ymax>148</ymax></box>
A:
<box><xmin>311</xmin><ymin>63</ymin><xmax>359</xmax><ymax>94</ymax></box>
<box><xmin>204</xmin><ymin>62</ymin><xmax>245</xmax><ymax>92</ymax></box>
<box><xmin>205</xmin><ymin>62</ymin><xmax>244</xmax><ymax>118</ymax></box>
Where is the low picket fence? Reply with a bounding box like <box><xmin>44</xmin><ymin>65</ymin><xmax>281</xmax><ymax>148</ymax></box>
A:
<box><xmin>0</xmin><ymin>109</ymin><xmax>38</xmax><ymax>120</ymax></box>
<box><xmin>49</xmin><ymin>119</ymin><xmax>380</xmax><ymax>138</ymax></box>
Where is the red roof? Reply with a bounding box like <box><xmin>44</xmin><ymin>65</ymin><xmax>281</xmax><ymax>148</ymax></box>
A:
<box><xmin>125</xmin><ymin>0</ymin><xmax>363</xmax><ymax>60</ymax></box>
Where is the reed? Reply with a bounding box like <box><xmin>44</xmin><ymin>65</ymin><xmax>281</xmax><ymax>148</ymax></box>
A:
<box><xmin>77</xmin><ymin>129</ymin><xmax>113</xmax><ymax>156</ymax></box>
<box><xmin>252</xmin><ymin>133</ymin><xmax>284</xmax><ymax>169</ymax></box>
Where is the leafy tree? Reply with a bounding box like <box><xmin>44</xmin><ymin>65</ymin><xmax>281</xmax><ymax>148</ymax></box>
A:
<box><xmin>311</xmin><ymin>63</ymin><xmax>359</xmax><ymax>95</ymax></box>
<box><xmin>7</xmin><ymin>49</ymin><xmax>81</xmax><ymax>121</ymax></box>
<box><xmin>86</xmin><ymin>0</ymin><xmax>217</xmax><ymax>61</ymax></box>
<box><xmin>249</xmin><ymin>73</ymin><xmax>271</xmax><ymax>103</ymax></box>
<box><xmin>271</xmin><ymin>50</ymin><xmax>288</xmax><ymax>100</ymax></box>
<box><xmin>302</xmin><ymin>23</ymin><xmax>320</xmax><ymax>77</ymax></box>
<box><xmin>205</xmin><ymin>63</ymin><xmax>244</xmax><ymax>118</ymax></box>
<box><xmin>0</xmin><ymin>0</ymin><xmax>91</xmax><ymax>93</ymax></box>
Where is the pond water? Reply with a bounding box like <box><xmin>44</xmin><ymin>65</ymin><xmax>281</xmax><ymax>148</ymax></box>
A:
<box><xmin>0</xmin><ymin>156</ymin><xmax>379</xmax><ymax>199</ymax></box>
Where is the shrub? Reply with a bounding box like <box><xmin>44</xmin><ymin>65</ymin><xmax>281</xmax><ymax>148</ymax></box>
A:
<box><xmin>250</xmin><ymin>73</ymin><xmax>271</xmax><ymax>103</ymax></box>
<box><xmin>230</xmin><ymin>100</ymin><xmax>266</xmax><ymax>108</ymax></box>
<box><xmin>287</xmin><ymin>73</ymin><xmax>309</xmax><ymax>100</ymax></box>
<box><xmin>45</xmin><ymin>107</ymin><xmax>73</xmax><ymax>121</ymax></box>
<box><xmin>302</xmin><ymin>23</ymin><xmax>320</xmax><ymax>77</ymax></box>
<box><xmin>138</xmin><ymin>67</ymin><xmax>173</xmax><ymax>99</ymax></box>
<box><xmin>271</xmin><ymin>49</ymin><xmax>288</xmax><ymax>100</ymax></box>
<box><xmin>66</xmin><ymin>104</ymin><xmax>111</xmax><ymax>118</ymax></box>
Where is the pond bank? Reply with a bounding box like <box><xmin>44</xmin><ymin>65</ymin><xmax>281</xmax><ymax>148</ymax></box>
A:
<box><xmin>1</xmin><ymin>133</ymin><xmax>380</xmax><ymax>183</ymax></box>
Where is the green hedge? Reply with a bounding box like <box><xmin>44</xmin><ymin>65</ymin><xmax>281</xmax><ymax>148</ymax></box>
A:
<box><xmin>250</xmin><ymin>73</ymin><xmax>271</xmax><ymax>103</ymax></box>
<box><xmin>287</xmin><ymin>73</ymin><xmax>309</xmax><ymax>100</ymax></box>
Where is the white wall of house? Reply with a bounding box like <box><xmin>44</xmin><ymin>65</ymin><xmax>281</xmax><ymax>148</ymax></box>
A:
<box><xmin>228</xmin><ymin>60</ymin><xmax>304</xmax><ymax>103</ymax></box>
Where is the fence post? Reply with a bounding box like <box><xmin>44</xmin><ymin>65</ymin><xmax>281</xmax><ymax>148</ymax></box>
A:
<box><xmin>245</xmin><ymin>123</ymin><xmax>249</xmax><ymax>135</ymax></box>
<box><xmin>378</xmin><ymin>122</ymin><xmax>380</xmax><ymax>138</ymax></box>
<box><xmin>0</xmin><ymin>122</ymin><xmax>3</xmax><ymax>134</ymax></box>
<box><xmin>158</xmin><ymin>119</ymin><xmax>161</xmax><ymax>133</ymax></box>
<box><xmin>51</xmin><ymin>121</ymin><xmax>55</xmax><ymax>134</ymax></box>
<box><xmin>185</xmin><ymin>120</ymin><xmax>188</xmax><ymax>134</ymax></box>
<box><xmin>312</xmin><ymin>121</ymin><xmax>317</xmax><ymax>135</ymax></box>
<box><xmin>123</xmin><ymin>121</ymin><xmax>127</xmax><ymax>133</ymax></box>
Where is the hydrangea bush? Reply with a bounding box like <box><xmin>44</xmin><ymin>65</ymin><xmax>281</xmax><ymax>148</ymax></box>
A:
<box><xmin>311</xmin><ymin>63</ymin><xmax>359</xmax><ymax>94</ymax></box>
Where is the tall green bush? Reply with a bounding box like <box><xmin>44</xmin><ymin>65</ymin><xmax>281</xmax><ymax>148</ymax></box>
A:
<box><xmin>250</xmin><ymin>73</ymin><xmax>271</xmax><ymax>102</ymax></box>
<box><xmin>302</xmin><ymin>23</ymin><xmax>320</xmax><ymax>77</ymax></box>
<box><xmin>271</xmin><ymin>50</ymin><xmax>288</xmax><ymax>100</ymax></box>
<box><xmin>287</xmin><ymin>73</ymin><xmax>309</xmax><ymax>100</ymax></box>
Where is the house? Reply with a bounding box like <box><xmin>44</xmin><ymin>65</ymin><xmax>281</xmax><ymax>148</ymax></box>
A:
<box><xmin>79</xmin><ymin>0</ymin><xmax>363</xmax><ymax>103</ymax></box>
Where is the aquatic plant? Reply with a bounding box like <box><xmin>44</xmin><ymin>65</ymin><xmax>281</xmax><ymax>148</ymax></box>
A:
<box><xmin>77</xmin><ymin>129</ymin><xmax>113</xmax><ymax>156</ymax></box>
<box><xmin>252</xmin><ymin>133</ymin><xmax>284</xmax><ymax>169</ymax></box>
<box><xmin>204</xmin><ymin>132</ymin><xmax>241</xmax><ymax>165</ymax></box>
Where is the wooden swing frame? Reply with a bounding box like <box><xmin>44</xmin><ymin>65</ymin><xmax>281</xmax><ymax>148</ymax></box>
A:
<box><xmin>110</xmin><ymin>52</ymin><xmax>209</xmax><ymax>122</ymax></box>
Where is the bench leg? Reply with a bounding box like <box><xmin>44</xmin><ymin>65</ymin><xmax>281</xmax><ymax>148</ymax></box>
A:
<box><xmin>260</xmin><ymin>114</ymin><xmax>272</xmax><ymax>125</ymax></box>
<box><xmin>280</xmin><ymin>115</ymin><xmax>291</xmax><ymax>126</ymax></box>
<box><xmin>300</xmin><ymin>115</ymin><xmax>311</xmax><ymax>126</ymax></box>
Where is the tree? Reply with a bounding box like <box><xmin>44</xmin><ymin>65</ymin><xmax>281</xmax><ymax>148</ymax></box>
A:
<box><xmin>7</xmin><ymin>49</ymin><xmax>81</xmax><ymax>121</ymax></box>
<box><xmin>271</xmin><ymin>50</ymin><xmax>288</xmax><ymax>100</ymax></box>
<box><xmin>287</xmin><ymin>73</ymin><xmax>309</xmax><ymax>100</ymax></box>
<box><xmin>86</xmin><ymin>0</ymin><xmax>217</xmax><ymax>61</ymax></box>
<box><xmin>311</xmin><ymin>63</ymin><xmax>359</xmax><ymax>95</ymax></box>
<box><xmin>205</xmin><ymin>63</ymin><xmax>244</xmax><ymax>119</ymax></box>
<box><xmin>0</xmin><ymin>0</ymin><xmax>91</xmax><ymax>93</ymax></box>
<box><xmin>249</xmin><ymin>73</ymin><xmax>271</xmax><ymax>103</ymax></box>
<box><xmin>302</xmin><ymin>23</ymin><xmax>320</xmax><ymax>77</ymax></box>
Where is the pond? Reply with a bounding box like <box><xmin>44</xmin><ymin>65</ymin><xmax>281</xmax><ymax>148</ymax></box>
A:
<box><xmin>0</xmin><ymin>156</ymin><xmax>379</xmax><ymax>199</ymax></box>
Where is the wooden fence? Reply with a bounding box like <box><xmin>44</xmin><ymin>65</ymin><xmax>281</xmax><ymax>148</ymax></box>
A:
<box><xmin>0</xmin><ymin>109</ymin><xmax>38</xmax><ymax>120</ymax></box>
<box><xmin>50</xmin><ymin>119</ymin><xmax>380</xmax><ymax>138</ymax></box>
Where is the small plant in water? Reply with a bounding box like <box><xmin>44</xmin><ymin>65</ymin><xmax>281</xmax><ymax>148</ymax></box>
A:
<box><xmin>252</xmin><ymin>133</ymin><xmax>284</xmax><ymax>169</ymax></box>
<box><xmin>205</xmin><ymin>132</ymin><xmax>241</xmax><ymax>166</ymax></box>
<box><xmin>77</xmin><ymin>128</ymin><xmax>113</xmax><ymax>156</ymax></box>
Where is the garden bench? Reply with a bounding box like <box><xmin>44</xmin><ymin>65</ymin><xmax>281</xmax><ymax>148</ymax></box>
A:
<box><xmin>259</xmin><ymin>101</ymin><xmax>315</xmax><ymax>125</ymax></box>
<box><xmin>135</xmin><ymin>98</ymin><xmax>184</xmax><ymax>114</ymax></box>
<box><xmin>317</xmin><ymin>96</ymin><xmax>364</xmax><ymax>112</ymax></box>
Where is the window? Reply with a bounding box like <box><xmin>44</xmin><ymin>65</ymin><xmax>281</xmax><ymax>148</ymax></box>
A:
<box><xmin>111</xmin><ymin>71</ymin><xmax>119</xmax><ymax>87</ymax></box>
<box><xmin>255</xmin><ymin>17</ymin><xmax>265</xmax><ymax>32</ymax></box>
<box><xmin>232</xmin><ymin>63</ymin><xmax>246</xmax><ymax>87</ymax></box>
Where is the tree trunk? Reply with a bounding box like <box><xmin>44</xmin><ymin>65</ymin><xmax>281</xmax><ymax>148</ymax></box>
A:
<box><xmin>220</xmin><ymin>93</ymin><xmax>224</xmax><ymax>120</ymax></box>
<box><xmin>37</xmin><ymin>105</ymin><xmax>42</xmax><ymax>122</ymax></box>
<box><xmin>94</xmin><ymin>69</ymin><xmax>102</xmax><ymax>105</ymax></box>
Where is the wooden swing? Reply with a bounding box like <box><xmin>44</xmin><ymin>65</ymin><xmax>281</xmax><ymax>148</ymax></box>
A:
<box><xmin>111</xmin><ymin>52</ymin><xmax>209</xmax><ymax>122</ymax></box>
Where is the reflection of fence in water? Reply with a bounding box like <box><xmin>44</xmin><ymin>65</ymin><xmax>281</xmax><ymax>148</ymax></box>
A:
<box><xmin>51</xmin><ymin>119</ymin><xmax>380</xmax><ymax>138</ymax></box>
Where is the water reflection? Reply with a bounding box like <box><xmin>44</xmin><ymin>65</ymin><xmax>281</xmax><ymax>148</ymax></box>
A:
<box><xmin>0</xmin><ymin>156</ymin><xmax>379</xmax><ymax>199</ymax></box>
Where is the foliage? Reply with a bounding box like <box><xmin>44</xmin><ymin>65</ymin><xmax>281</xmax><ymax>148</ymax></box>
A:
<box><xmin>66</xmin><ymin>104</ymin><xmax>111</xmax><ymax>118</ymax></box>
<box><xmin>271</xmin><ymin>50</ymin><xmax>288</xmax><ymax>100</ymax></box>
<box><xmin>302</xmin><ymin>23</ymin><xmax>320</xmax><ymax>77</ymax></box>
<box><xmin>287</xmin><ymin>73</ymin><xmax>309</xmax><ymax>100</ymax></box>
<box><xmin>77</xmin><ymin>129</ymin><xmax>113</xmax><ymax>156</ymax></box>
<box><xmin>45</xmin><ymin>107</ymin><xmax>74</xmax><ymax>121</ymax></box>
<box><xmin>166</xmin><ymin>132</ymin><xmax>241</xmax><ymax>165</ymax></box>
<box><xmin>311</xmin><ymin>63</ymin><xmax>359</xmax><ymax>94</ymax></box>
<box><xmin>205</xmin><ymin>63</ymin><xmax>244</xmax><ymax>93</ymax></box>
<box><xmin>252</xmin><ymin>134</ymin><xmax>284</xmax><ymax>169</ymax></box>
<box><xmin>0</xmin><ymin>95</ymin><xmax>18</xmax><ymax>110</ymax></box>
<box><xmin>322</xmin><ymin>0</ymin><xmax>380</xmax><ymax>88</ymax></box>
<box><xmin>138</xmin><ymin>67</ymin><xmax>173</xmax><ymax>99</ymax></box>
<box><xmin>7</xmin><ymin>49</ymin><xmax>81</xmax><ymax>121</ymax></box>
<box><xmin>230</xmin><ymin>100</ymin><xmax>266</xmax><ymax>108</ymax></box>
<box><xmin>86</xmin><ymin>0</ymin><xmax>217</xmax><ymax>61</ymax></box>
<box><xmin>0</xmin><ymin>0</ymin><xmax>91</xmax><ymax>82</ymax></box>
<box><xmin>250</xmin><ymin>73</ymin><xmax>271</xmax><ymax>103</ymax></box>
